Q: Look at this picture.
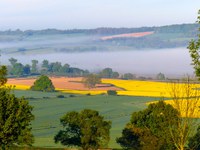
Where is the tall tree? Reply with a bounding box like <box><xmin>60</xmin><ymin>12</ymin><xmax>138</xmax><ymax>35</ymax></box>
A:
<box><xmin>23</xmin><ymin>64</ymin><xmax>31</xmax><ymax>75</ymax></box>
<box><xmin>117</xmin><ymin>101</ymin><xmax>179</xmax><ymax>150</ymax></box>
<box><xmin>167</xmin><ymin>80</ymin><xmax>200</xmax><ymax>150</ymax></box>
<box><xmin>156</xmin><ymin>72</ymin><xmax>165</xmax><ymax>80</ymax></box>
<box><xmin>54</xmin><ymin>109</ymin><xmax>111</xmax><ymax>150</ymax></box>
<box><xmin>0</xmin><ymin>66</ymin><xmax>7</xmax><ymax>86</ymax></box>
<box><xmin>9</xmin><ymin>58</ymin><xmax>17</xmax><ymax>66</ymax></box>
<box><xmin>188</xmin><ymin>10</ymin><xmax>200</xmax><ymax>79</ymax></box>
<box><xmin>31</xmin><ymin>60</ymin><xmax>38</xmax><ymax>74</ymax></box>
<box><xmin>83</xmin><ymin>74</ymin><xmax>101</xmax><ymax>89</ymax></box>
<box><xmin>12</xmin><ymin>63</ymin><xmax>24</xmax><ymax>76</ymax></box>
<box><xmin>0</xmin><ymin>66</ymin><xmax>34</xmax><ymax>149</ymax></box>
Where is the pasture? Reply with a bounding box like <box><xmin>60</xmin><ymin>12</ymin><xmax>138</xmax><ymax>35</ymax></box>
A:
<box><xmin>13</xmin><ymin>90</ymin><xmax>157</xmax><ymax>149</ymax></box>
<box><xmin>9</xmin><ymin>78</ymin><xmax>200</xmax><ymax>148</ymax></box>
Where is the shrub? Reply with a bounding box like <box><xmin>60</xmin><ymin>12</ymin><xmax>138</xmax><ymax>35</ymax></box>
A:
<box><xmin>107</xmin><ymin>90</ymin><xmax>117</xmax><ymax>96</ymax></box>
<box><xmin>69</xmin><ymin>94</ymin><xmax>75</xmax><ymax>97</ymax></box>
<box><xmin>57</xmin><ymin>95</ymin><xmax>65</xmax><ymax>98</ymax></box>
<box><xmin>86</xmin><ymin>93</ymin><xmax>91</xmax><ymax>96</ymax></box>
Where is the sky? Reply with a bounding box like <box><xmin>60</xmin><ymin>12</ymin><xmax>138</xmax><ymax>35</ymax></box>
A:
<box><xmin>0</xmin><ymin>0</ymin><xmax>199</xmax><ymax>30</ymax></box>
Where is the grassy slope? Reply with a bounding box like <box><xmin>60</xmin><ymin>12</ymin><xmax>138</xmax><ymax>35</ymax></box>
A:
<box><xmin>14</xmin><ymin>90</ymin><xmax>158</xmax><ymax>149</ymax></box>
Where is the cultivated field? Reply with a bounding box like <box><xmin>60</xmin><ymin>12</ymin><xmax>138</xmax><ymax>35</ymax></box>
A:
<box><xmin>101</xmin><ymin>31</ymin><xmax>154</xmax><ymax>40</ymax></box>
<box><xmin>7</xmin><ymin>77</ymin><xmax>200</xmax><ymax>149</ymax></box>
<box><xmin>7</xmin><ymin>77</ymin><xmax>122</xmax><ymax>92</ymax></box>
<box><xmin>13</xmin><ymin>90</ymin><xmax>157</xmax><ymax>149</ymax></box>
<box><xmin>8</xmin><ymin>77</ymin><xmax>200</xmax><ymax>97</ymax></box>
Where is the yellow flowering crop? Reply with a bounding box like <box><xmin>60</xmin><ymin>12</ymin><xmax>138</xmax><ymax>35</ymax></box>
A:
<box><xmin>7</xmin><ymin>78</ymin><xmax>200</xmax><ymax>98</ymax></box>
<box><xmin>6</xmin><ymin>84</ymin><xmax>30</xmax><ymax>90</ymax></box>
<box><xmin>148</xmin><ymin>99</ymin><xmax>200</xmax><ymax>118</ymax></box>
<box><xmin>102</xmin><ymin>79</ymin><xmax>174</xmax><ymax>97</ymax></box>
<box><xmin>56</xmin><ymin>88</ymin><xmax>106</xmax><ymax>95</ymax></box>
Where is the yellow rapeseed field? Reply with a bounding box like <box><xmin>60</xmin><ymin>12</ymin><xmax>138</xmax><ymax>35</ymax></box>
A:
<box><xmin>7</xmin><ymin>79</ymin><xmax>200</xmax><ymax>97</ymax></box>
<box><xmin>102</xmin><ymin>79</ymin><xmax>174</xmax><ymax>97</ymax></box>
<box><xmin>148</xmin><ymin>99</ymin><xmax>200</xmax><ymax>118</ymax></box>
<box><xmin>6</xmin><ymin>84</ymin><xmax>30</xmax><ymax>90</ymax></box>
<box><xmin>56</xmin><ymin>88</ymin><xmax>106</xmax><ymax>95</ymax></box>
<box><xmin>165</xmin><ymin>99</ymin><xmax>200</xmax><ymax>118</ymax></box>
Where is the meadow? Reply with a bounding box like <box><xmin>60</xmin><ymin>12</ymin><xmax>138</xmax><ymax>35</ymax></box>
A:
<box><xmin>8</xmin><ymin>78</ymin><xmax>200</xmax><ymax>149</ymax></box>
<box><xmin>13</xmin><ymin>90</ymin><xmax>157</xmax><ymax>149</ymax></box>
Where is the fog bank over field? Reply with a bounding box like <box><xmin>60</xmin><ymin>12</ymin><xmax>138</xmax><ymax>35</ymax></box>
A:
<box><xmin>1</xmin><ymin>48</ymin><xmax>193</xmax><ymax>77</ymax></box>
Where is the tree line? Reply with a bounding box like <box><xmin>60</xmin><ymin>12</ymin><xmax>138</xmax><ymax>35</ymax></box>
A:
<box><xmin>7</xmin><ymin>57</ymin><xmax>143</xmax><ymax>80</ymax></box>
<box><xmin>0</xmin><ymin>23</ymin><xmax>197</xmax><ymax>36</ymax></box>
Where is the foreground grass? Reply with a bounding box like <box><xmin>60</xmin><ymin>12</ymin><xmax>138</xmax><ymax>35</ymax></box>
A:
<box><xmin>13</xmin><ymin>90</ymin><xmax>158</xmax><ymax>149</ymax></box>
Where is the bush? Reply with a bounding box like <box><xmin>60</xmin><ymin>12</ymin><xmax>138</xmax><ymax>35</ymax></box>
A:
<box><xmin>86</xmin><ymin>93</ymin><xmax>91</xmax><ymax>96</ymax></box>
<box><xmin>107</xmin><ymin>90</ymin><xmax>117</xmax><ymax>96</ymax></box>
<box><xmin>69</xmin><ymin>94</ymin><xmax>75</xmax><ymax>97</ymax></box>
<box><xmin>57</xmin><ymin>95</ymin><xmax>65</xmax><ymax>98</ymax></box>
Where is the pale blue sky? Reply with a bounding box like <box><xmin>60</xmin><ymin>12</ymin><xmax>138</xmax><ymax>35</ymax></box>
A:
<box><xmin>0</xmin><ymin>0</ymin><xmax>199</xmax><ymax>30</ymax></box>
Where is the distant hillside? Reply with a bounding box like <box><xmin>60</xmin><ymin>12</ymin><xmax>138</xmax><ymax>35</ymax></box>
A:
<box><xmin>0</xmin><ymin>23</ymin><xmax>198</xmax><ymax>54</ymax></box>
<box><xmin>101</xmin><ymin>31</ymin><xmax>154</xmax><ymax>40</ymax></box>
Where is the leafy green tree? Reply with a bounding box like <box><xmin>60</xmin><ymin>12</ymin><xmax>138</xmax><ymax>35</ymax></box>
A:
<box><xmin>9</xmin><ymin>58</ymin><xmax>17</xmax><ymax>66</ymax></box>
<box><xmin>12</xmin><ymin>63</ymin><xmax>24</xmax><ymax>76</ymax></box>
<box><xmin>54</xmin><ymin>109</ymin><xmax>111</xmax><ymax>150</ymax></box>
<box><xmin>112</xmin><ymin>71</ymin><xmax>119</xmax><ymax>78</ymax></box>
<box><xmin>0</xmin><ymin>66</ymin><xmax>34</xmax><ymax>149</ymax></box>
<box><xmin>117</xmin><ymin>101</ymin><xmax>179</xmax><ymax>150</ymax></box>
<box><xmin>188</xmin><ymin>10</ymin><xmax>200</xmax><ymax>79</ymax></box>
<box><xmin>116</xmin><ymin>124</ymin><xmax>159</xmax><ymax>150</ymax></box>
<box><xmin>51</xmin><ymin>62</ymin><xmax>62</xmax><ymax>73</ymax></box>
<box><xmin>23</xmin><ymin>64</ymin><xmax>31</xmax><ymax>75</ymax></box>
<box><xmin>41</xmin><ymin>60</ymin><xmax>49</xmax><ymax>74</ymax></box>
<box><xmin>156</xmin><ymin>72</ymin><xmax>165</xmax><ymax>80</ymax></box>
<box><xmin>168</xmin><ymin>80</ymin><xmax>200</xmax><ymax>150</ymax></box>
<box><xmin>123</xmin><ymin>73</ymin><xmax>136</xmax><ymax>80</ymax></box>
<box><xmin>31</xmin><ymin>60</ymin><xmax>38</xmax><ymax>74</ymax></box>
<box><xmin>0</xmin><ymin>66</ymin><xmax>7</xmax><ymax>86</ymax></box>
<box><xmin>42</xmin><ymin>60</ymin><xmax>49</xmax><ymax>69</ymax></box>
<box><xmin>100</xmin><ymin>68</ymin><xmax>114</xmax><ymax>78</ymax></box>
<box><xmin>83</xmin><ymin>74</ymin><xmax>101</xmax><ymax>88</ymax></box>
<box><xmin>188</xmin><ymin>126</ymin><xmax>200</xmax><ymax>150</ymax></box>
<box><xmin>8</xmin><ymin>58</ymin><xmax>24</xmax><ymax>76</ymax></box>
<box><xmin>30</xmin><ymin>75</ymin><xmax>55</xmax><ymax>92</ymax></box>
<box><xmin>59</xmin><ymin>64</ymin><xmax>70</xmax><ymax>74</ymax></box>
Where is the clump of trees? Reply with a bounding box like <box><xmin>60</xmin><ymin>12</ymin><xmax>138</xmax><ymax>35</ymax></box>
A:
<box><xmin>116</xmin><ymin>101</ymin><xmax>179</xmax><ymax>150</ymax></box>
<box><xmin>0</xmin><ymin>66</ymin><xmax>34</xmax><ymax>149</ymax></box>
<box><xmin>122</xmin><ymin>73</ymin><xmax>136</xmax><ymax>80</ymax></box>
<box><xmin>54</xmin><ymin>109</ymin><xmax>111</xmax><ymax>150</ymax></box>
<box><xmin>7</xmin><ymin>58</ymin><xmax>89</xmax><ymax>77</ymax></box>
<box><xmin>83</xmin><ymin>74</ymin><xmax>101</xmax><ymax>88</ymax></box>
<box><xmin>30</xmin><ymin>75</ymin><xmax>55</xmax><ymax>92</ymax></box>
<box><xmin>99</xmin><ymin>68</ymin><xmax>119</xmax><ymax>78</ymax></box>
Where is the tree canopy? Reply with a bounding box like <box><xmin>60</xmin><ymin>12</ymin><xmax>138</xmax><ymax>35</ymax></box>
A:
<box><xmin>188</xmin><ymin>10</ymin><xmax>200</xmax><ymax>79</ymax></box>
<box><xmin>54</xmin><ymin>109</ymin><xmax>111</xmax><ymax>150</ymax></box>
<box><xmin>116</xmin><ymin>101</ymin><xmax>179</xmax><ymax>150</ymax></box>
<box><xmin>30</xmin><ymin>75</ymin><xmax>55</xmax><ymax>92</ymax></box>
<box><xmin>0</xmin><ymin>66</ymin><xmax>34</xmax><ymax>149</ymax></box>
<box><xmin>83</xmin><ymin>74</ymin><xmax>101</xmax><ymax>88</ymax></box>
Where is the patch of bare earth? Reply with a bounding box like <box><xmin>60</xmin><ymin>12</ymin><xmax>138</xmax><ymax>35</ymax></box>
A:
<box><xmin>7</xmin><ymin>77</ymin><xmax>122</xmax><ymax>91</ymax></box>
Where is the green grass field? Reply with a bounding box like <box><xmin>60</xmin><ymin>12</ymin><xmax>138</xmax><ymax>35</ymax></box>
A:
<box><xmin>13</xmin><ymin>90</ymin><xmax>159</xmax><ymax>149</ymax></box>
